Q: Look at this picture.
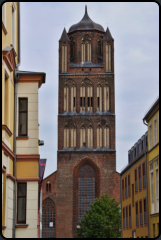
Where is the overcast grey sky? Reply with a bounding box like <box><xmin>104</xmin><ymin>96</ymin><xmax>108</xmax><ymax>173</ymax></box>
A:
<box><xmin>20</xmin><ymin>2</ymin><xmax>159</xmax><ymax>178</ymax></box>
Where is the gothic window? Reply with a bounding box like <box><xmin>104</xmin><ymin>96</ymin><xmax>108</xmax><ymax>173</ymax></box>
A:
<box><xmin>80</xmin><ymin>121</ymin><xmax>93</xmax><ymax>147</ymax></box>
<box><xmin>80</xmin><ymin>78</ymin><xmax>93</xmax><ymax>112</ymax></box>
<box><xmin>97</xmin><ymin>38</ymin><xmax>103</xmax><ymax>57</ymax></box>
<box><xmin>97</xmin><ymin>120</ymin><xmax>109</xmax><ymax>148</ymax></box>
<box><xmin>81</xmin><ymin>34</ymin><xmax>92</xmax><ymax>62</ymax></box>
<box><xmin>70</xmin><ymin>37</ymin><xmax>75</xmax><ymax>60</ymax></box>
<box><xmin>64</xmin><ymin>79</ymin><xmax>76</xmax><ymax>112</ymax></box>
<box><xmin>46</xmin><ymin>181</ymin><xmax>51</xmax><ymax>193</ymax></box>
<box><xmin>42</xmin><ymin>197</ymin><xmax>55</xmax><ymax>238</ymax></box>
<box><xmin>97</xmin><ymin>80</ymin><xmax>109</xmax><ymax>112</ymax></box>
<box><xmin>62</xmin><ymin>44</ymin><xmax>67</xmax><ymax>72</ymax></box>
<box><xmin>64</xmin><ymin>120</ymin><xmax>76</xmax><ymax>148</ymax></box>
<box><xmin>106</xmin><ymin>43</ymin><xmax>112</xmax><ymax>71</ymax></box>
<box><xmin>78</xmin><ymin>165</ymin><xmax>95</xmax><ymax>220</ymax></box>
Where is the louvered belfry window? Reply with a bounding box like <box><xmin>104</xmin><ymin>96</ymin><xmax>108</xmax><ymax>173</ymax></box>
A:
<box><xmin>78</xmin><ymin>165</ymin><xmax>95</xmax><ymax>220</ymax></box>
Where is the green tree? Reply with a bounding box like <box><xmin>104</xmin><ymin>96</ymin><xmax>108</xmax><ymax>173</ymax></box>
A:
<box><xmin>75</xmin><ymin>194</ymin><xmax>121</xmax><ymax>238</ymax></box>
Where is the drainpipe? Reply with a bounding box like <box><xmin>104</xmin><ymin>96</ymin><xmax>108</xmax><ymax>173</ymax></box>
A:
<box><xmin>13</xmin><ymin>69</ymin><xmax>20</xmax><ymax>238</ymax></box>
<box><xmin>120</xmin><ymin>173</ymin><xmax>122</xmax><ymax>238</ymax></box>
<box><xmin>145</xmin><ymin>151</ymin><xmax>149</xmax><ymax>238</ymax></box>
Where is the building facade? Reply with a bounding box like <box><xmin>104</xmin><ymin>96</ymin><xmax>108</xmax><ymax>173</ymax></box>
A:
<box><xmin>143</xmin><ymin>97</ymin><xmax>159</xmax><ymax>238</ymax></box>
<box><xmin>2</xmin><ymin>2</ymin><xmax>46</xmax><ymax>238</ymax></box>
<box><xmin>42</xmin><ymin>6</ymin><xmax>120</xmax><ymax>238</ymax></box>
<box><xmin>120</xmin><ymin>133</ymin><xmax>148</xmax><ymax>238</ymax></box>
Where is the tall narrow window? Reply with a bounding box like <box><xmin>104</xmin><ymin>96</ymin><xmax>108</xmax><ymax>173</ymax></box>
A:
<box><xmin>136</xmin><ymin>201</ymin><xmax>138</xmax><ymax>227</ymax></box>
<box><xmin>139</xmin><ymin>200</ymin><xmax>143</xmax><ymax>226</ymax></box>
<box><xmin>135</xmin><ymin>168</ymin><xmax>137</xmax><ymax>193</ymax></box>
<box><xmin>81</xmin><ymin>34</ymin><xmax>91</xmax><ymax>62</ymax></box>
<box><xmin>80</xmin><ymin>79</ymin><xmax>93</xmax><ymax>112</ymax></box>
<box><xmin>62</xmin><ymin>44</ymin><xmax>67</xmax><ymax>72</ymax></box>
<box><xmin>155</xmin><ymin>160</ymin><xmax>159</xmax><ymax>213</ymax></box>
<box><xmin>106</xmin><ymin>44</ymin><xmax>111</xmax><ymax>71</ymax></box>
<box><xmin>87</xmin><ymin>86</ymin><xmax>93</xmax><ymax>111</ymax></box>
<box><xmin>80</xmin><ymin>127</ymin><xmax>86</xmax><ymax>147</ymax></box>
<box><xmin>144</xmin><ymin>198</ymin><xmax>147</xmax><ymax>225</ymax></box>
<box><xmin>149</xmin><ymin>124</ymin><xmax>152</xmax><ymax>149</ymax></box>
<box><xmin>128</xmin><ymin>174</ymin><xmax>130</xmax><ymax>197</ymax></box>
<box><xmin>78</xmin><ymin>165</ymin><xmax>95</xmax><ymax>220</ymax></box>
<box><xmin>17</xmin><ymin>182</ymin><xmax>27</xmax><ymax>223</ymax></box>
<box><xmin>125</xmin><ymin>176</ymin><xmax>127</xmax><ymax>198</ymax></box>
<box><xmin>132</xmin><ymin>184</ymin><xmax>134</xmax><ymax>207</ymax></box>
<box><xmin>70</xmin><ymin>37</ymin><xmax>75</xmax><ymax>60</ymax></box>
<box><xmin>122</xmin><ymin>179</ymin><xmax>124</xmax><ymax>200</ymax></box>
<box><xmin>104</xmin><ymin>85</ymin><xmax>109</xmax><ymax>111</ymax></box>
<box><xmin>80</xmin><ymin>86</ymin><xmax>85</xmax><ymax>111</ymax></box>
<box><xmin>64</xmin><ymin>127</ymin><xmax>69</xmax><ymax>147</ymax></box>
<box><xmin>154</xmin><ymin>118</ymin><xmax>158</xmax><ymax>145</ymax></box>
<box><xmin>126</xmin><ymin>206</ymin><xmax>128</xmax><ymax>228</ymax></box>
<box><xmin>19</xmin><ymin>98</ymin><xmax>28</xmax><ymax>136</ymax></box>
<box><xmin>150</xmin><ymin>163</ymin><xmax>154</xmax><ymax>214</ymax></box>
<box><xmin>129</xmin><ymin>205</ymin><xmax>131</xmax><ymax>227</ymax></box>
<box><xmin>80</xmin><ymin>121</ymin><xmax>93</xmax><ymax>148</ymax></box>
<box><xmin>97</xmin><ymin>125</ymin><xmax>102</xmax><ymax>147</ymax></box>
<box><xmin>123</xmin><ymin>207</ymin><xmax>125</xmax><ymax>229</ymax></box>
<box><xmin>104</xmin><ymin>126</ymin><xmax>109</xmax><ymax>147</ymax></box>
<box><xmin>138</xmin><ymin>165</ymin><xmax>141</xmax><ymax>191</ymax></box>
<box><xmin>97</xmin><ymin>84</ymin><xmax>102</xmax><ymax>111</ymax></box>
<box><xmin>87</xmin><ymin>127</ymin><xmax>93</xmax><ymax>147</ymax></box>
<box><xmin>71</xmin><ymin>128</ymin><xmax>76</xmax><ymax>148</ymax></box>
<box><xmin>142</xmin><ymin>162</ymin><xmax>146</xmax><ymax>189</ymax></box>
<box><xmin>46</xmin><ymin>181</ymin><xmax>51</xmax><ymax>193</ymax></box>
<box><xmin>64</xmin><ymin>86</ymin><xmax>69</xmax><ymax>112</ymax></box>
<box><xmin>71</xmin><ymin>86</ymin><xmax>76</xmax><ymax>111</ymax></box>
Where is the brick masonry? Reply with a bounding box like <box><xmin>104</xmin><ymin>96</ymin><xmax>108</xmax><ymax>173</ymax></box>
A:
<box><xmin>42</xmin><ymin>24</ymin><xmax>120</xmax><ymax>238</ymax></box>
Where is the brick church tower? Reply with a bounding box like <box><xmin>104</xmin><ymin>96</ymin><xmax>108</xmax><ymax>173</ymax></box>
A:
<box><xmin>42</xmin><ymin>6</ymin><xmax>120</xmax><ymax>238</ymax></box>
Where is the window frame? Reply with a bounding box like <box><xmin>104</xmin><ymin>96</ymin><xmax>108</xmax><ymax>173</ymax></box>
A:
<box><xmin>17</xmin><ymin>182</ymin><xmax>27</xmax><ymax>224</ymax></box>
<box><xmin>128</xmin><ymin>173</ymin><xmax>130</xmax><ymax>197</ymax></box>
<box><xmin>139</xmin><ymin>199</ymin><xmax>143</xmax><ymax>227</ymax></box>
<box><xmin>18</xmin><ymin>98</ymin><xmax>28</xmax><ymax>136</ymax></box>
<box><xmin>129</xmin><ymin>204</ymin><xmax>131</xmax><ymax>228</ymax></box>
<box><xmin>138</xmin><ymin>164</ymin><xmax>142</xmax><ymax>192</ymax></box>
<box><xmin>142</xmin><ymin>161</ymin><xmax>146</xmax><ymax>189</ymax></box>
<box><xmin>123</xmin><ymin>207</ymin><xmax>125</xmax><ymax>230</ymax></box>
<box><xmin>135</xmin><ymin>200</ymin><xmax>139</xmax><ymax>227</ymax></box>
<box><xmin>134</xmin><ymin>168</ymin><xmax>138</xmax><ymax>194</ymax></box>
<box><xmin>126</xmin><ymin>205</ymin><xmax>128</xmax><ymax>229</ymax></box>
<box><xmin>143</xmin><ymin>197</ymin><xmax>147</xmax><ymax>226</ymax></box>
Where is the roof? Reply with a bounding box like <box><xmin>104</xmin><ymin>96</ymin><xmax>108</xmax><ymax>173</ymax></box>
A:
<box><xmin>68</xmin><ymin>5</ymin><xmax>105</xmax><ymax>34</ymax></box>
<box><xmin>59</xmin><ymin>28</ymin><xmax>70</xmax><ymax>42</ymax></box>
<box><xmin>143</xmin><ymin>96</ymin><xmax>159</xmax><ymax>123</ymax></box>
<box><xmin>103</xmin><ymin>27</ymin><xmax>114</xmax><ymax>41</ymax></box>
<box><xmin>15</xmin><ymin>70</ymin><xmax>46</xmax><ymax>84</ymax></box>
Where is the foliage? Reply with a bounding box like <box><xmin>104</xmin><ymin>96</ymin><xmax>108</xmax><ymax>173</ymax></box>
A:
<box><xmin>75</xmin><ymin>194</ymin><xmax>121</xmax><ymax>238</ymax></box>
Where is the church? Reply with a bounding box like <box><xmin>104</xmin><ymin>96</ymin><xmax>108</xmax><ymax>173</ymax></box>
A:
<box><xmin>42</xmin><ymin>6</ymin><xmax>120</xmax><ymax>238</ymax></box>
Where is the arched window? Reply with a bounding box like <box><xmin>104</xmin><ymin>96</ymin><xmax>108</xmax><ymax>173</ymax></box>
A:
<box><xmin>42</xmin><ymin>197</ymin><xmax>55</xmax><ymax>238</ymax></box>
<box><xmin>97</xmin><ymin>120</ymin><xmax>109</xmax><ymax>148</ymax></box>
<box><xmin>80</xmin><ymin>78</ymin><xmax>93</xmax><ymax>112</ymax></box>
<box><xmin>64</xmin><ymin>79</ymin><xmax>76</xmax><ymax>112</ymax></box>
<box><xmin>81</xmin><ymin>34</ymin><xmax>92</xmax><ymax>62</ymax></box>
<box><xmin>80</xmin><ymin>121</ymin><xmax>93</xmax><ymax>148</ymax></box>
<box><xmin>64</xmin><ymin>120</ymin><xmax>76</xmax><ymax>148</ymax></box>
<box><xmin>97</xmin><ymin>79</ymin><xmax>109</xmax><ymax>112</ymax></box>
<box><xmin>70</xmin><ymin>37</ymin><xmax>75</xmax><ymax>60</ymax></box>
<box><xmin>78</xmin><ymin>164</ymin><xmax>95</xmax><ymax>220</ymax></box>
<box><xmin>46</xmin><ymin>181</ymin><xmax>51</xmax><ymax>193</ymax></box>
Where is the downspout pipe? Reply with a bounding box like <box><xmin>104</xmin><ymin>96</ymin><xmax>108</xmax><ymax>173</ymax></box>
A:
<box><xmin>120</xmin><ymin>173</ymin><xmax>122</xmax><ymax>238</ymax></box>
<box><xmin>143</xmin><ymin>119</ymin><xmax>148</xmax><ymax>126</ymax></box>
<box><xmin>13</xmin><ymin>69</ymin><xmax>20</xmax><ymax>238</ymax></box>
<box><xmin>145</xmin><ymin>151</ymin><xmax>149</xmax><ymax>238</ymax></box>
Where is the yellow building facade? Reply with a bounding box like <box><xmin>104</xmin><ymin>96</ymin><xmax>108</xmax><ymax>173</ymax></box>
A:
<box><xmin>2</xmin><ymin>2</ymin><xmax>46</xmax><ymax>238</ymax></box>
<box><xmin>120</xmin><ymin>132</ymin><xmax>148</xmax><ymax>238</ymax></box>
<box><xmin>143</xmin><ymin>97</ymin><xmax>159</xmax><ymax>238</ymax></box>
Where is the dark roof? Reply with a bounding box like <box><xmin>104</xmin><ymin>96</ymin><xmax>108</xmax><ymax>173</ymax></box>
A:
<box><xmin>68</xmin><ymin>5</ymin><xmax>105</xmax><ymax>33</ymax></box>
<box><xmin>143</xmin><ymin>97</ymin><xmax>159</xmax><ymax>122</ymax></box>
<box><xmin>59</xmin><ymin>28</ymin><xmax>70</xmax><ymax>42</ymax></box>
<box><xmin>15</xmin><ymin>70</ymin><xmax>46</xmax><ymax>84</ymax></box>
<box><xmin>103</xmin><ymin>27</ymin><xmax>114</xmax><ymax>41</ymax></box>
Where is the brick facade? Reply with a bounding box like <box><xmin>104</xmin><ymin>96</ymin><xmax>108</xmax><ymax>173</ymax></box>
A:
<box><xmin>42</xmin><ymin>7</ymin><xmax>120</xmax><ymax>238</ymax></box>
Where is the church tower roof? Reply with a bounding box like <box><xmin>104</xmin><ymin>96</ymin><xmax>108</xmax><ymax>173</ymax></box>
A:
<box><xmin>103</xmin><ymin>26</ymin><xmax>114</xmax><ymax>41</ymax></box>
<box><xmin>59</xmin><ymin>28</ymin><xmax>70</xmax><ymax>42</ymax></box>
<box><xmin>68</xmin><ymin>5</ymin><xmax>105</xmax><ymax>33</ymax></box>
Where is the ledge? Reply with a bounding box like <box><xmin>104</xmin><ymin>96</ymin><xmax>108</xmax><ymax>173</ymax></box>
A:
<box><xmin>16</xmin><ymin>136</ymin><xmax>29</xmax><ymax>140</ymax></box>
<box><xmin>2</xmin><ymin>125</ymin><xmax>13</xmax><ymax>137</ymax></box>
<box><xmin>2</xmin><ymin>167</ymin><xmax>6</xmax><ymax>173</ymax></box>
<box><xmin>15</xmin><ymin>224</ymin><xmax>28</xmax><ymax>228</ymax></box>
<box><xmin>148</xmin><ymin>142</ymin><xmax>159</xmax><ymax>154</ymax></box>
<box><xmin>150</xmin><ymin>212</ymin><xmax>159</xmax><ymax>218</ymax></box>
<box><xmin>7</xmin><ymin>174</ymin><xmax>16</xmax><ymax>182</ymax></box>
<box><xmin>17</xmin><ymin>177</ymin><xmax>40</xmax><ymax>182</ymax></box>
<box><xmin>2</xmin><ymin>22</ymin><xmax>7</xmax><ymax>35</ymax></box>
<box><xmin>2</xmin><ymin>141</ymin><xmax>15</xmax><ymax>160</ymax></box>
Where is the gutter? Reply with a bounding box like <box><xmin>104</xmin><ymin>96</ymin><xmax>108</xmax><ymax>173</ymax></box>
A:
<box><xmin>12</xmin><ymin>69</ymin><xmax>20</xmax><ymax>238</ymax></box>
<box><xmin>16</xmin><ymin>2</ymin><xmax>20</xmax><ymax>67</ymax></box>
<box><xmin>143</xmin><ymin>119</ymin><xmax>148</xmax><ymax>126</ymax></box>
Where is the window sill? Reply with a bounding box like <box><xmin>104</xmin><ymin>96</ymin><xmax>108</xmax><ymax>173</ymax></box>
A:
<box><xmin>16</xmin><ymin>136</ymin><xmax>29</xmax><ymax>140</ymax></box>
<box><xmin>16</xmin><ymin>224</ymin><xmax>28</xmax><ymax>228</ymax></box>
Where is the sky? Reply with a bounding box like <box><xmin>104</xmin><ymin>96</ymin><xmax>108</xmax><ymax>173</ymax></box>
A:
<box><xmin>20</xmin><ymin>2</ymin><xmax>159</xmax><ymax>178</ymax></box>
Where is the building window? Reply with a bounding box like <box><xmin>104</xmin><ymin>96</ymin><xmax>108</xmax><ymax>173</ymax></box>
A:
<box><xmin>97</xmin><ymin>39</ymin><xmax>103</xmax><ymax>57</ymax></box>
<box><xmin>136</xmin><ymin>201</ymin><xmax>138</xmax><ymax>227</ymax></box>
<box><xmin>80</xmin><ymin>121</ymin><xmax>93</xmax><ymax>148</ymax></box>
<box><xmin>64</xmin><ymin>79</ymin><xmax>76</xmax><ymax>112</ymax></box>
<box><xmin>135</xmin><ymin>168</ymin><xmax>137</xmax><ymax>193</ymax></box>
<box><xmin>129</xmin><ymin>204</ymin><xmax>131</xmax><ymax>227</ymax></box>
<box><xmin>46</xmin><ymin>181</ymin><xmax>51</xmax><ymax>193</ymax></box>
<box><xmin>123</xmin><ymin>207</ymin><xmax>125</xmax><ymax>229</ymax></box>
<box><xmin>132</xmin><ymin>184</ymin><xmax>134</xmax><ymax>207</ymax></box>
<box><xmin>148</xmin><ymin>123</ymin><xmax>152</xmax><ymax>149</ymax></box>
<box><xmin>19</xmin><ymin>98</ymin><xmax>28</xmax><ymax>136</ymax></box>
<box><xmin>142</xmin><ymin>162</ymin><xmax>146</xmax><ymax>189</ymax></box>
<box><xmin>138</xmin><ymin>165</ymin><xmax>141</xmax><ymax>191</ymax></box>
<box><xmin>64</xmin><ymin>86</ymin><xmax>69</xmax><ymax>112</ymax></box>
<box><xmin>144</xmin><ymin>198</ymin><xmax>147</xmax><ymax>225</ymax></box>
<box><xmin>155</xmin><ymin>160</ymin><xmax>159</xmax><ymax>213</ymax></box>
<box><xmin>125</xmin><ymin>176</ymin><xmax>127</xmax><ymax>198</ymax></box>
<box><xmin>11</xmin><ymin>2</ymin><xmax>16</xmax><ymax>49</ymax></box>
<box><xmin>81</xmin><ymin>34</ymin><xmax>91</xmax><ymax>62</ymax></box>
<box><xmin>97</xmin><ymin>120</ymin><xmax>109</xmax><ymax>148</ymax></box>
<box><xmin>62</xmin><ymin>44</ymin><xmax>67</xmax><ymax>72</ymax></box>
<box><xmin>17</xmin><ymin>182</ymin><xmax>27</xmax><ymax>223</ymax></box>
<box><xmin>150</xmin><ymin>163</ymin><xmax>154</xmax><ymax>214</ymax></box>
<box><xmin>154</xmin><ymin>118</ymin><xmax>158</xmax><ymax>145</ymax></box>
<box><xmin>106</xmin><ymin>43</ymin><xmax>112</xmax><ymax>71</ymax></box>
<box><xmin>70</xmin><ymin>37</ymin><xmax>75</xmax><ymax>60</ymax></box>
<box><xmin>80</xmin><ymin>79</ymin><xmax>93</xmax><ymax>112</ymax></box>
<box><xmin>78</xmin><ymin>165</ymin><xmax>95</xmax><ymax>220</ymax></box>
<box><xmin>128</xmin><ymin>174</ymin><xmax>130</xmax><ymax>197</ymax></box>
<box><xmin>126</xmin><ymin>206</ymin><xmax>128</xmax><ymax>228</ymax></box>
<box><xmin>64</xmin><ymin>120</ymin><xmax>76</xmax><ymax>148</ymax></box>
<box><xmin>122</xmin><ymin>179</ymin><xmax>124</xmax><ymax>200</ymax></box>
<box><xmin>139</xmin><ymin>199</ymin><xmax>143</xmax><ymax>226</ymax></box>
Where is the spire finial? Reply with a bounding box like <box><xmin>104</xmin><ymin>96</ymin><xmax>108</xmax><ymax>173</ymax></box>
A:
<box><xmin>85</xmin><ymin>5</ymin><xmax>87</xmax><ymax>14</ymax></box>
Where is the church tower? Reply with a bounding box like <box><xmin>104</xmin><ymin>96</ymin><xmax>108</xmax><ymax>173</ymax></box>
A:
<box><xmin>42</xmin><ymin>6</ymin><xmax>120</xmax><ymax>238</ymax></box>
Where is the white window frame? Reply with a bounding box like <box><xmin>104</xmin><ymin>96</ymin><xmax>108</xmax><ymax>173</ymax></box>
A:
<box><xmin>155</xmin><ymin>159</ymin><xmax>159</xmax><ymax>213</ymax></box>
<box><xmin>153</xmin><ymin>117</ymin><xmax>158</xmax><ymax>146</ymax></box>
<box><xmin>148</xmin><ymin>123</ymin><xmax>152</xmax><ymax>150</ymax></box>
<box><xmin>150</xmin><ymin>163</ymin><xmax>154</xmax><ymax>214</ymax></box>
